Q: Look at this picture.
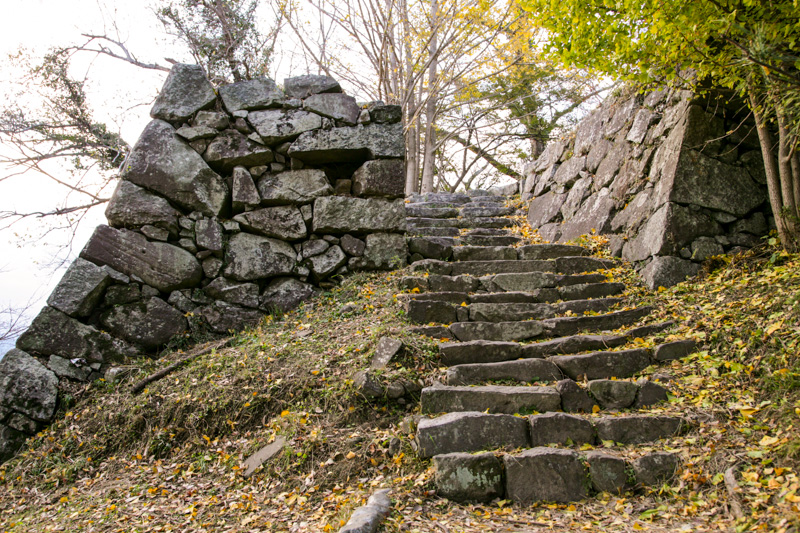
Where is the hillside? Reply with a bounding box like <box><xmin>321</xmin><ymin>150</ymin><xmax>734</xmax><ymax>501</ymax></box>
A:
<box><xmin>0</xmin><ymin>222</ymin><xmax>799</xmax><ymax>531</ymax></box>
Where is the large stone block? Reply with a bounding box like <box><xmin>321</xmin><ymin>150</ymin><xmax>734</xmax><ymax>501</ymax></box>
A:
<box><xmin>198</xmin><ymin>301</ymin><xmax>264</xmax><ymax>333</ymax></box>
<box><xmin>122</xmin><ymin>120</ymin><xmax>229</xmax><ymax>216</ymax></box>
<box><xmin>303</xmin><ymin>93</ymin><xmax>361</xmax><ymax>125</ymax></box>
<box><xmin>234</xmin><ymin>206</ymin><xmax>308</xmax><ymax>240</ymax></box>
<box><xmin>231</xmin><ymin>166</ymin><xmax>261</xmax><ymax>212</ymax></box>
<box><xmin>640</xmin><ymin>256</ymin><xmax>701</xmax><ymax>290</ymax></box>
<box><xmin>17</xmin><ymin>306</ymin><xmax>138</xmax><ymax>363</ymax></box>
<box><xmin>99</xmin><ymin>298</ymin><xmax>188</xmax><ymax>350</ymax></box>
<box><xmin>307</xmin><ymin>245</ymin><xmax>347</xmax><ymax>280</ymax></box>
<box><xmin>350</xmin><ymin>233</ymin><xmax>408</xmax><ymax>270</ymax></box>
<box><xmin>203</xmin><ymin>277</ymin><xmax>260</xmax><ymax>308</ymax></box>
<box><xmin>247</xmin><ymin>109</ymin><xmax>322</xmax><ymax>145</ymax></box>
<box><xmin>105</xmin><ymin>181</ymin><xmax>180</xmax><ymax>235</ymax></box>
<box><xmin>528</xmin><ymin>412</ymin><xmax>596</xmax><ymax>446</ymax></box>
<box><xmin>586</xmin><ymin>451</ymin><xmax>631</xmax><ymax>494</ymax></box>
<box><xmin>204</xmin><ymin>129</ymin><xmax>274</xmax><ymax>172</ymax></box>
<box><xmin>352</xmin><ymin>159</ymin><xmax>405</xmax><ymax>198</ymax></box>
<box><xmin>313</xmin><ymin>197</ymin><xmax>406</xmax><ymax>234</ymax></box>
<box><xmin>257</xmin><ymin>169</ymin><xmax>333</xmax><ymax>205</ymax></box>
<box><xmin>595</xmin><ymin>415</ymin><xmax>682</xmax><ymax>444</ymax></box>
<box><xmin>623</xmin><ymin>203</ymin><xmax>721</xmax><ymax>262</ymax></box>
<box><xmin>283</xmin><ymin>75</ymin><xmax>341</xmax><ymax>98</ymax></box>
<box><xmin>416</xmin><ymin>412</ymin><xmax>530</xmax><ymax>458</ymax></box>
<box><xmin>150</xmin><ymin>64</ymin><xmax>216</xmax><ymax>122</ymax></box>
<box><xmin>527</xmin><ymin>192</ymin><xmax>566</xmax><ymax>229</ymax></box>
<box><xmin>47</xmin><ymin>258</ymin><xmax>113</xmax><ymax>318</ymax></box>
<box><xmin>0</xmin><ymin>349</ymin><xmax>58</xmax><ymax>423</ymax></box>
<box><xmin>558</xmin><ymin>188</ymin><xmax>616</xmax><ymax>242</ymax></box>
<box><xmin>288</xmin><ymin>123</ymin><xmax>404</xmax><ymax>164</ymax></box>
<box><xmin>434</xmin><ymin>453</ymin><xmax>504</xmax><ymax>503</ymax></box>
<box><xmin>504</xmin><ymin>448</ymin><xmax>589</xmax><ymax>503</ymax></box>
<box><xmin>223</xmin><ymin>232</ymin><xmax>297</xmax><ymax>281</ymax></box>
<box><xmin>218</xmin><ymin>77</ymin><xmax>284</xmax><ymax>112</ymax></box>
<box><xmin>260</xmin><ymin>277</ymin><xmax>317</xmax><ymax>312</ymax></box>
<box><xmin>81</xmin><ymin>225</ymin><xmax>202</xmax><ymax>292</ymax></box>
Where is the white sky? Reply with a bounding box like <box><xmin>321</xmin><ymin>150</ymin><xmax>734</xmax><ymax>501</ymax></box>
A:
<box><xmin>0</xmin><ymin>0</ymin><xmax>170</xmax><ymax>352</ymax></box>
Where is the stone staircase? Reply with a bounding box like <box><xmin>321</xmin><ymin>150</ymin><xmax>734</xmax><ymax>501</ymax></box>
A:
<box><xmin>399</xmin><ymin>190</ymin><xmax>697</xmax><ymax>504</ymax></box>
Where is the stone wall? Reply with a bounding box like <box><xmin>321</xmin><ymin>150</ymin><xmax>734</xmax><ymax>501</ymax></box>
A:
<box><xmin>0</xmin><ymin>64</ymin><xmax>407</xmax><ymax>462</ymax></box>
<box><xmin>523</xmin><ymin>86</ymin><xmax>769</xmax><ymax>289</ymax></box>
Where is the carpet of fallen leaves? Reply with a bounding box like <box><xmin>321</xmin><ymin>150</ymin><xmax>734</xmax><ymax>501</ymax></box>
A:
<box><xmin>1</xmin><ymin>231</ymin><xmax>799</xmax><ymax>532</ymax></box>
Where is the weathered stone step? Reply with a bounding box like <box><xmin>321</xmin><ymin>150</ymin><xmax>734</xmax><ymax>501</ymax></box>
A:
<box><xmin>440</xmin><ymin>307</ymin><xmax>652</xmax><ymax>342</ymax></box>
<box><xmin>409</xmin><ymin>256</ymin><xmax>613</xmax><ymax>276</ymax></box>
<box><xmin>401</xmin><ymin>282</ymin><xmax>626</xmax><ymax>307</ymax></box>
<box><xmin>407</xmin><ymin>226</ymin><xmax>461</xmax><ymax>237</ymax></box>
<box><xmin>459</xmin><ymin>235</ymin><xmax>522</xmax><ymax>247</ymax></box>
<box><xmin>401</xmin><ymin>272</ymin><xmax>613</xmax><ymax>295</ymax></box>
<box><xmin>436</xmin><ymin>322</ymin><xmax>675</xmax><ymax>366</ymax></box>
<box><xmin>446</xmin><ymin>358</ymin><xmax>563</xmax><ymax>385</ymax></box>
<box><xmin>407</xmin><ymin>217</ymin><xmax>511</xmax><ymax>229</ymax></box>
<box><xmin>549</xmin><ymin>348</ymin><xmax>653</xmax><ymax>380</ymax></box>
<box><xmin>466</xmin><ymin>298</ymin><xmax>623</xmax><ymax>323</ymax></box>
<box><xmin>462</xmin><ymin>228</ymin><xmax>512</xmax><ymax>236</ymax></box>
<box><xmin>434</xmin><ymin>447</ymin><xmax>680</xmax><ymax>504</ymax></box>
<box><xmin>540</xmin><ymin>307</ymin><xmax>653</xmax><ymax>337</ymax></box>
<box><xmin>407</xmin><ymin>192</ymin><xmax>472</xmax><ymax>204</ymax></box>
<box><xmin>421</xmin><ymin>384</ymin><xmax>562</xmax><ymax>414</ymax></box>
<box><xmin>405</xmin><ymin>206</ymin><xmax>461</xmax><ymax>218</ymax></box>
<box><xmin>416</xmin><ymin>411</ymin><xmax>684</xmax><ymax>457</ymax></box>
<box><xmin>459</xmin><ymin>205</ymin><xmax>516</xmax><ymax>217</ymax></box>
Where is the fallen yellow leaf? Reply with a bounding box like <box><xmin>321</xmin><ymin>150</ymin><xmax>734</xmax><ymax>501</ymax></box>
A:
<box><xmin>346</xmin><ymin>451</ymin><xmax>356</xmax><ymax>459</ymax></box>
<box><xmin>760</xmin><ymin>435</ymin><xmax>780</xmax><ymax>446</ymax></box>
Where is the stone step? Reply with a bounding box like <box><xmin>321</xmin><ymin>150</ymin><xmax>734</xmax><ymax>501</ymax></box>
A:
<box><xmin>407</xmin><ymin>192</ymin><xmax>472</xmax><ymax>204</ymax></box>
<box><xmin>436</xmin><ymin>447</ymin><xmax>680</xmax><ymax>504</ymax></box>
<box><xmin>540</xmin><ymin>306</ymin><xmax>653</xmax><ymax>337</ymax></box>
<box><xmin>462</xmin><ymin>228</ymin><xmax>512</xmax><ymax>236</ymax></box>
<box><xmin>407</xmin><ymin>217</ymin><xmax>511</xmax><ymax>229</ymax></box>
<box><xmin>409</xmin><ymin>256</ymin><xmax>613</xmax><ymax>276</ymax></box>
<box><xmin>405</xmin><ymin>296</ymin><xmax>623</xmax><ymax>325</ymax></box>
<box><xmin>459</xmin><ymin>235</ymin><xmax>522</xmax><ymax>247</ymax></box>
<box><xmin>421</xmin><ymin>384</ymin><xmax>562</xmax><ymax>414</ymax></box>
<box><xmin>466</xmin><ymin>298</ymin><xmax>623</xmax><ymax>323</ymax></box>
<box><xmin>407</xmin><ymin>226</ymin><xmax>461</xmax><ymax>237</ymax></box>
<box><xmin>401</xmin><ymin>282</ymin><xmax>625</xmax><ymax>307</ymax></box>
<box><xmin>436</xmin><ymin>322</ymin><xmax>675</xmax><ymax>366</ymax></box>
<box><xmin>459</xmin><ymin>205</ymin><xmax>516</xmax><ymax>217</ymax></box>
<box><xmin>405</xmin><ymin>206</ymin><xmax>461</xmax><ymax>218</ymax></box>
<box><xmin>441</xmin><ymin>307</ymin><xmax>652</xmax><ymax>342</ymax></box>
<box><xmin>417</xmin><ymin>410</ymin><xmax>684</xmax><ymax>457</ymax></box>
<box><xmin>401</xmin><ymin>272</ymin><xmax>612</xmax><ymax>295</ymax></box>
<box><xmin>446</xmin><ymin>358</ymin><xmax>564</xmax><ymax>385</ymax></box>
<box><xmin>549</xmin><ymin>348</ymin><xmax>653</xmax><ymax>380</ymax></box>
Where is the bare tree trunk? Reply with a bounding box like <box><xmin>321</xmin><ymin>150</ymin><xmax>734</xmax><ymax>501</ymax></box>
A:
<box><xmin>751</xmin><ymin>95</ymin><xmax>794</xmax><ymax>249</ymax></box>
<box><xmin>402</xmin><ymin>0</ymin><xmax>418</xmax><ymax>194</ymax></box>
<box><xmin>420</xmin><ymin>0</ymin><xmax>439</xmax><ymax>193</ymax></box>
<box><xmin>777</xmin><ymin>110</ymin><xmax>799</xmax><ymax>225</ymax></box>
<box><xmin>791</xmin><ymin>144</ymin><xmax>800</xmax><ymax>220</ymax></box>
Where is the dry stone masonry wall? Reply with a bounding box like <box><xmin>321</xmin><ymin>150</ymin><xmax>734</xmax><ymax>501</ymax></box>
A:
<box><xmin>0</xmin><ymin>64</ymin><xmax>407</xmax><ymax>463</ymax></box>
<box><xmin>523</xmin><ymin>87</ymin><xmax>770</xmax><ymax>289</ymax></box>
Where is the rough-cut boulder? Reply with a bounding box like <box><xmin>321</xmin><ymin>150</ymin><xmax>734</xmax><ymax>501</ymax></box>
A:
<box><xmin>527</xmin><ymin>192</ymin><xmax>567</xmax><ymax>229</ymax></box>
<box><xmin>288</xmin><ymin>123</ymin><xmax>404</xmax><ymax>164</ymax></box>
<box><xmin>223</xmin><ymin>233</ymin><xmax>297</xmax><ymax>281</ymax></box>
<box><xmin>350</xmin><ymin>233</ymin><xmax>408</xmax><ymax>270</ymax></box>
<box><xmin>81</xmin><ymin>225</ymin><xmax>203</xmax><ymax>292</ymax></box>
<box><xmin>352</xmin><ymin>159</ymin><xmax>405</xmax><ymax>198</ymax></box>
<box><xmin>204</xmin><ymin>129</ymin><xmax>274</xmax><ymax>172</ymax></box>
<box><xmin>623</xmin><ymin>203</ymin><xmax>721</xmax><ymax>262</ymax></box>
<box><xmin>283</xmin><ymin>75</ymin><xmax>341</xmax><ymax>98</ymax></box>
<box><xmin>231</xmin><ymin>166</ymin><xmax>261</xmax><ymax>212</ymax></box>
<box><xmin>122</xmin><ymin>120</ymin><xmax>229</xmax><ymax>216</ymax></box>
<box><xmin>17</xmin><ymin>306</ymin><xmax>138</xmax><ymax>363</ymax></box>
<box><xmin>367</xmin><ymin>103</ymin><xmax>402</xmax><ymax>124</ymax></box>
<box><xmin>105</xmin><ymin>181</ymin><xmax>180</xmax><ymax>235</ymax></box>
<box><xmin>558</xmin><ymin>188</ymin><xmax>616</xmax><ymax>242</ymax></box>
<box><xmin>199</xmin><ymin>301</ymin><xmax>264</xmax><ymax>333</ymax></box>
<box><xmin>218</xmin><ymin>78</ymin><xmax>284</xmax><ymax>112</ymax></box>
<box><xmin>204</xmin><ymin>277</ymin><xmax>260</xmax><ymax>308</ymax></box>
<box><xmin>247</xmin><ymin>109</ymin><xmax>322</xmax><ymax>144</ymax></box>
<box><xmin>641</xmin><ymin>256</ymin><xmax>701</xmax><ymax>290</ymax></box>
<box><xmin>260</xmin><ymin>277</ymin><xmax>316</xmax><ymax>312</ymax></box>
<box><xmin>0</xmin><ymin>425</ymin><xmax>27</xmax><ymax>463</ymax></box>
<box><xmin>307</xmin><ymin>245</ymin><xmax>347</xmax><ymax>280</ymax></box>
<box><xmin>313</xmin><ymin>197</ymin><xmax>406</xmax><ymax>234</ymax></box>
<box><xmin>150</xmin><ymin>64</ymin><xmax>216</xmax><ymax>122</ymax></box>
<box><xmin>303</xmin><ymin>93</ymin><xmax>361</xmax><ymax>125</ymax></box>
<box><xmin>99</xmin><ymin>298</ymin><xmax>188</xmax><ymax>350</ymax></box>
<box><xmin>434</xmin><ymin>453</ymin><xmax>504</xmax><ymax>503</ymax></box>
<box><xmin>504</xmin><ymin>448</ymin><xmax>588</xmax><ymax>503</ymax></box>
<box><xmin>46</xmin><ymin>258</ymin><xmax>113</xmax><ymax>318</ymax></box>
<box><xmin>234</xmin><ymin>206</ymin><xmax>307</xmax><ymax>240</ymax></box>
<box><xmin>0</xmin><ymin>349</ymin><xmax>59</xmax><ymax>423</ymax></box>
<box><xmin>258</xmin><ymin>169</ymin><xmax>333</xmax><ymax>205</ymax></box>
<box><xmin>195</xmin><ymin>218</ymin><xmax>224</xmax><ymax>252</ymax></box>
